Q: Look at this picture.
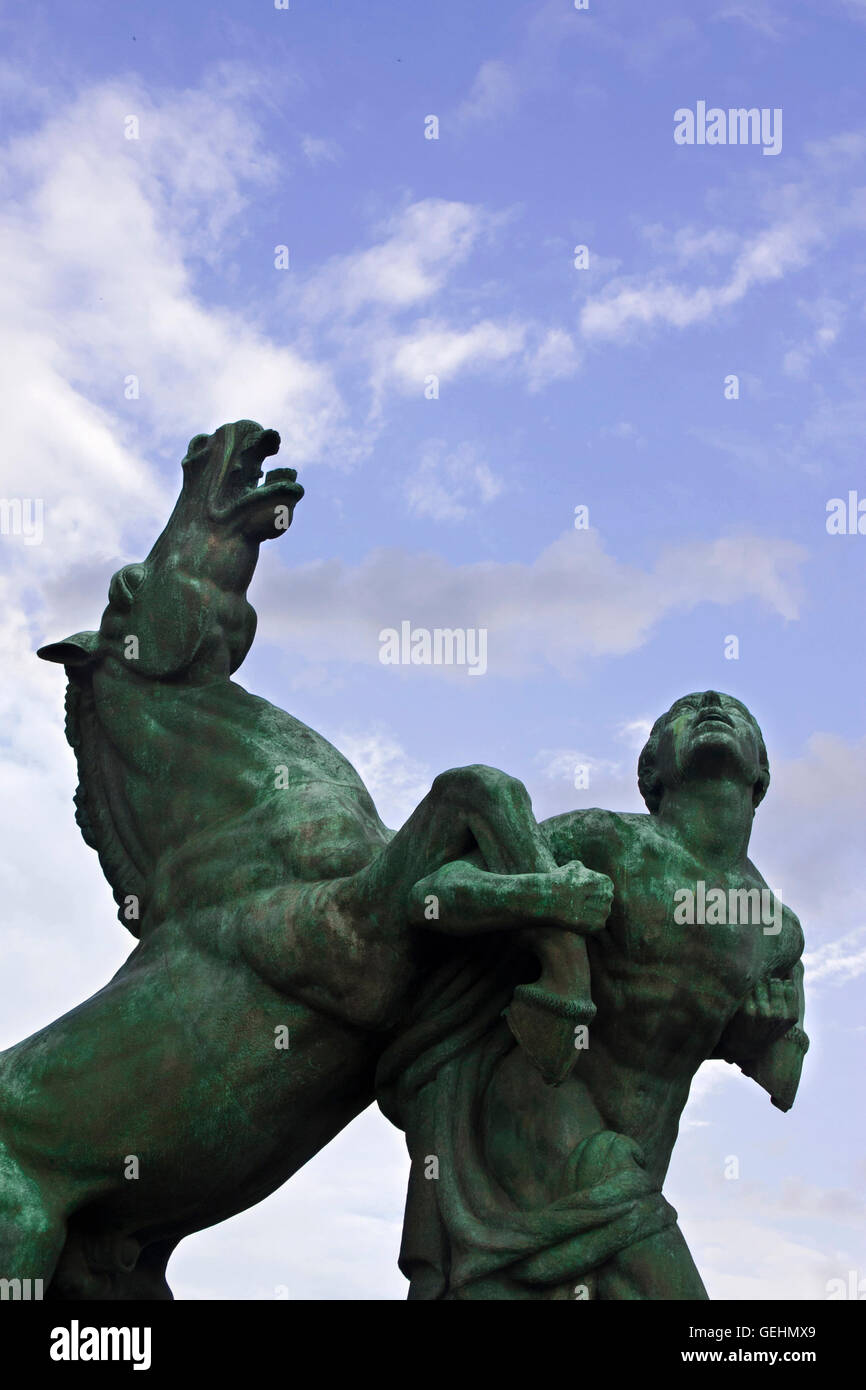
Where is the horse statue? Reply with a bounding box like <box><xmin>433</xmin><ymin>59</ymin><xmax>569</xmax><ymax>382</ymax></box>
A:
<box><xmin>0</xmin><ymin>421</ymin><xmax>607</xmax><ymax>1299</ymax></box>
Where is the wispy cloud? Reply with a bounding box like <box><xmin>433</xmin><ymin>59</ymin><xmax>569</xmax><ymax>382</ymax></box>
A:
<box><xmin>255</xmin><ymin>528</ymin><xmax>806</xmax><ymax>679</ymax></box>
<box><xmin>581</xmin><ymin>213</ymin><xmax>824</xmax><ymax>341</ymax></box>
<box><xmin>804</xmin><ymin>929</ymin><xmax>866</xmax><ymax>988</ymax></box>
<box><xmin>300</xmin><ymin>133</ymin><xmax>342</xmax><ymax>167</ymax></box>
<box><xmin>782</xmin><ymin>297</ymin><xmax>845</xmax><ymax>378</ymax></box>
<box><xmin>580</xmin><ymin>135</ymin><xmax>866</xmax><ymax>346</ymax></box>
<box><xmin>404</xmin><ymin>440</ymin><xmax>503</xmax><ymax>523</ymax></box>
<box><xmin>454</xmin><ymin>60</ymin><xmax>517</xmax><ymax>126</ymax></box>
<box><xmin>713</xmin><ymin>2</ymin><xmax>789</xmax><ymax>39</ymax></box>
<box><xmin>332</xmin><ymin>728</ymin><xmax>432</xmax><ymax>829</ymax></box>
<box><xmin>301</xmin><ymin>199</ymin><xmax>488</xmax><ymax>320</ymax></box>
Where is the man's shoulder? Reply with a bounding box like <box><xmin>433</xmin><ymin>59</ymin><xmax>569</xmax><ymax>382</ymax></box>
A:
<box><xmin>542</xmin><ymin>806</ymin><xmax>650</xmax><ymax>863</ymax></box>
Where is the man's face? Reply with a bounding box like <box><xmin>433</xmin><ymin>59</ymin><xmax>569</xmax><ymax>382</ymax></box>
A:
<box><xmin>654</xmin><ymin>691</ymin><xmax>765</xmax><ymax>799</ymax></box>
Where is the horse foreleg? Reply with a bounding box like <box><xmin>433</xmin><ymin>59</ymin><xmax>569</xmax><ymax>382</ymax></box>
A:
<box><xmin>406</xmin><ymin>857</ymin><xmax>611</xmax><ymax>937</ymax></box>
<box><xmin>237</xmin><ymin>764</ymin><xmax>610</xmax><ymax>1048</ymax></box>
<box><xmin>388</xmin><ymin>766</ymin><xmax>613</xmax><ymax>1082</ymax></box>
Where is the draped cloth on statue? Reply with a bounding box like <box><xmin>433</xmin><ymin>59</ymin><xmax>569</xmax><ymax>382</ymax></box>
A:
<box><xmin>375</xmin><ymin>943</ymin><xmax>677</xmax><ymax>1300</ymax></box>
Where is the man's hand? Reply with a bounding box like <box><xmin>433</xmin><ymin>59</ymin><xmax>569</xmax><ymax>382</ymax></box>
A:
<box><xmin>720</xmin><ymin>975</ymin><xmax>800</xmax><ymax>1063</ymax></box>
<box><xmin>553</xmin><ymin>860</ymin><xmax>614</xmax><ymax>935</ymax></box>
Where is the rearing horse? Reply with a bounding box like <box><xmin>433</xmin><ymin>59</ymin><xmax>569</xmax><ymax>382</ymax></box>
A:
<box><xmin>0</xmin><ymin>421</ymin><xmax>609</xmax><ymax>1298</ymax></box>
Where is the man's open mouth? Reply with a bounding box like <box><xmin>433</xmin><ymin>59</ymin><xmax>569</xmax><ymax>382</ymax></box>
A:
<box><xmin>695</xmin><ymin>710</ymin><xmax>734</xmax><ymax>729</ymax></box>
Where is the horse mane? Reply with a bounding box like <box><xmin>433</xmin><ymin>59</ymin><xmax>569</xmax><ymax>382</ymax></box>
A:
<box><xmin>64</xmin><ymin>672</ymin><xmax>150</xmax><ymax>938</ymax></box>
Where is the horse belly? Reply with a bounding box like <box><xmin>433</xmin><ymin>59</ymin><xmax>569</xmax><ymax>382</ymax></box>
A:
<box><xmin>0</xmin><ymin>945</ymin><xmax>380</xmax><ymax>1233</ymax></box>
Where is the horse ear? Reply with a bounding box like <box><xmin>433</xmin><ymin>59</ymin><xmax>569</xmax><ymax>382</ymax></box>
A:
<box><xmin>37</xmin><ymin>631</ymin><xmax>101</xmax><ymax>667</ymax></box>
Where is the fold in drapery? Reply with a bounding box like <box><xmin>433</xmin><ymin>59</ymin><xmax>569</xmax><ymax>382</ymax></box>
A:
<box><xmin>376</xmin><ymin>946</ymin><xmax>675</xmax><ymax>1300</ymax></box>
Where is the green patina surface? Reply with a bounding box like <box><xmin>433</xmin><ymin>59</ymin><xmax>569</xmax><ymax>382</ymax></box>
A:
<box><xmin>0</xmin><ymin>422</ymin><xmax>807</xmax><ymax>1300</ymax></box>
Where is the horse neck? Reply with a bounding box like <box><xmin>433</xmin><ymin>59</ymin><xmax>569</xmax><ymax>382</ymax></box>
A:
<box><xmin>89</xmin><ymin>666</ymin><xmax>268</xmax><ymax>857</ymax></box>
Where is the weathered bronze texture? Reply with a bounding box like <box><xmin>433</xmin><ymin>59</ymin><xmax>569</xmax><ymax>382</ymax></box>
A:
<box><xmin>0</xmin><ymin>422</ymin><xmax>807</xmax><ymax>1300</ymax></box>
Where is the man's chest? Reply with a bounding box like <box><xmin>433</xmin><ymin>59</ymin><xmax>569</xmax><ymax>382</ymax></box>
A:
<box><xmin>604</xmin><ymin>850</ymin><xmax>782</xmax><ymax>996</ymax></box>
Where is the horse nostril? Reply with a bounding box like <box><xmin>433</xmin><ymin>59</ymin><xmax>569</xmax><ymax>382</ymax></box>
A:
<box><xmin>108</xmin><ymin>564</ymin><xmax>145</xmax><ymax>611</ymax></box>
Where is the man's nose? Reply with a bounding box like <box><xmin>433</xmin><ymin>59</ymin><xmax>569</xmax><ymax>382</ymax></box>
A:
<box><xmin>700</xmin><ymin>690</ymin><xmax>722</xmax><ymax>708</ymax></box>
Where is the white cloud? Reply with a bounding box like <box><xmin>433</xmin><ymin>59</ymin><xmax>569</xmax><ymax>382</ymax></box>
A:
<box><xmin>0</xmin><ymin>74</ymin><xmax>596</xmax><ymax>644</ymax></box>
<box><xmin>684</xmin><ymin>1059</ymin><xmax>737</xmax><ymax>1111</ymax></box>
<box><xmin>0</xmin><ymin>69</ymin><xmax>352</xmax><ymax>597</ymax></box>
<box><xmin>599</xmin><ymin>420</ymin><xmax>646</xmax><ymax>447</ymax></box>
<box><xmin>714</xmin><ymin>2</ymin><xmax>788</xmax><ymax>39</ymax></box>
<box><xmin>302</xmin><ymin>199</ymin><xmax>487</xmax><ymax>320</ymax></box>
<box><xmin>803</xmin><ymin>929</ymin><xmax>866</xmax><ymax>989</ymax></box>
<box><xmin>372</xmin><ymin>318</ymin><xmax>582</xmax><ymax>401</ymax></box>
<box><xmin>533</xmin><ymin>746</ymin><xmax>641</xmax><ymax>820</ymax></box>
<box><xmin>332</xmin><ymin>728</ymin><xmax>432</xmax><ymax>830</ymax></box>
<box><xmin>296</xmin><ymin>198</ymin><xmax>580</xmax><ymax>401</ymax></box>
<box><xmin>536</xmin><ymin>747</ymin><xmax>627</xmax><ymax>788</ymax></box>
<box><xmin>641</xmin><ymin>222</ymin><xmax>741</xmax><ymax>262</ymax></box>
<box><xmin>300</xmin><ymin>134</ymin><xmax>342</xmax><ymax>167</ymax></box>
<box><xmin>455</xmin><ymin>60</ymin><xmax>517</xmax><ymax>126</ymax></box>
<box><xmin>579</xmin><ymin>134</ymin><xmax>866</xmax><ymax>345</ymax></box>
<box><xmin>782</xmin><ymin>296</ymin><xmax>845</xmax><ymax>378</ymax></box>
<box><xmin>537</xmin><ymin>748</ymin><xmax>621</xmax><ymax>783</ymax></box>
<box><xmin>380</xmin><ymin>317</ymin><xmax>527</xmax><ymax>394</ymax></box>
<box><xmin>524</xmin><ymin>328</ymin><xmax>581</xmax><ymax>391</ymax></box>
<box><xmin>404</xmin><ymin>440</ymin><xmax>503</xmax><ymax>522</ymax></box>
<box><xmin>581</xmin><ymin>213</ymin><xmax>823</xmax><ymax>341</ymax></box>
<box><xmin>617</xmin><ymin>717</ymin><xmax>654</xmax><ymax>749</ymax></box>
<box><xmin>254</xmin><ymin>527</ymin><xmax>807</xmax><ymax>679</ymax></box>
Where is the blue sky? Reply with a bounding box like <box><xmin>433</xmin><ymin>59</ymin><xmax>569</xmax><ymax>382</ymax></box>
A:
<box><xmin>0</xmin><ymin>0</ymin><xmax>864</xmax><ymax>1298</ymax></box>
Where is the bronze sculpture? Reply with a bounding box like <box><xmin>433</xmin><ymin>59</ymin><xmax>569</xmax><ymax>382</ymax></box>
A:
<box><xmin>380</xmin><ymin>691</ymin><xmax>807</xmax><ymax>1298</ymax></box>
<box><xmin>0</xmin><ymin>422</ymin><xmax>807</xmax><ymax>1300</ymax></box>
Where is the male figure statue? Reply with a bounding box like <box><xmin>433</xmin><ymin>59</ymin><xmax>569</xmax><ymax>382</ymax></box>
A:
<box><xmin>378</xmin><ymin>690</ymin><xmax>807</xmax><ymax>1299</ymax></box>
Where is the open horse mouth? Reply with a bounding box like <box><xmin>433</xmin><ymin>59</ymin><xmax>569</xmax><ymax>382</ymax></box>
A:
<box><xmin>214</xmin><ymin>426</ymin><xmax>305</xmax><ymax>535</ymax></box>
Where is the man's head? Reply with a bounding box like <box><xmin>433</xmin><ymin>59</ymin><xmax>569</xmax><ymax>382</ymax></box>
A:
<box><xmin>638</xmin><ymin>691</ymin><xmax>769</xmax><ymax>815</ymax></box>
